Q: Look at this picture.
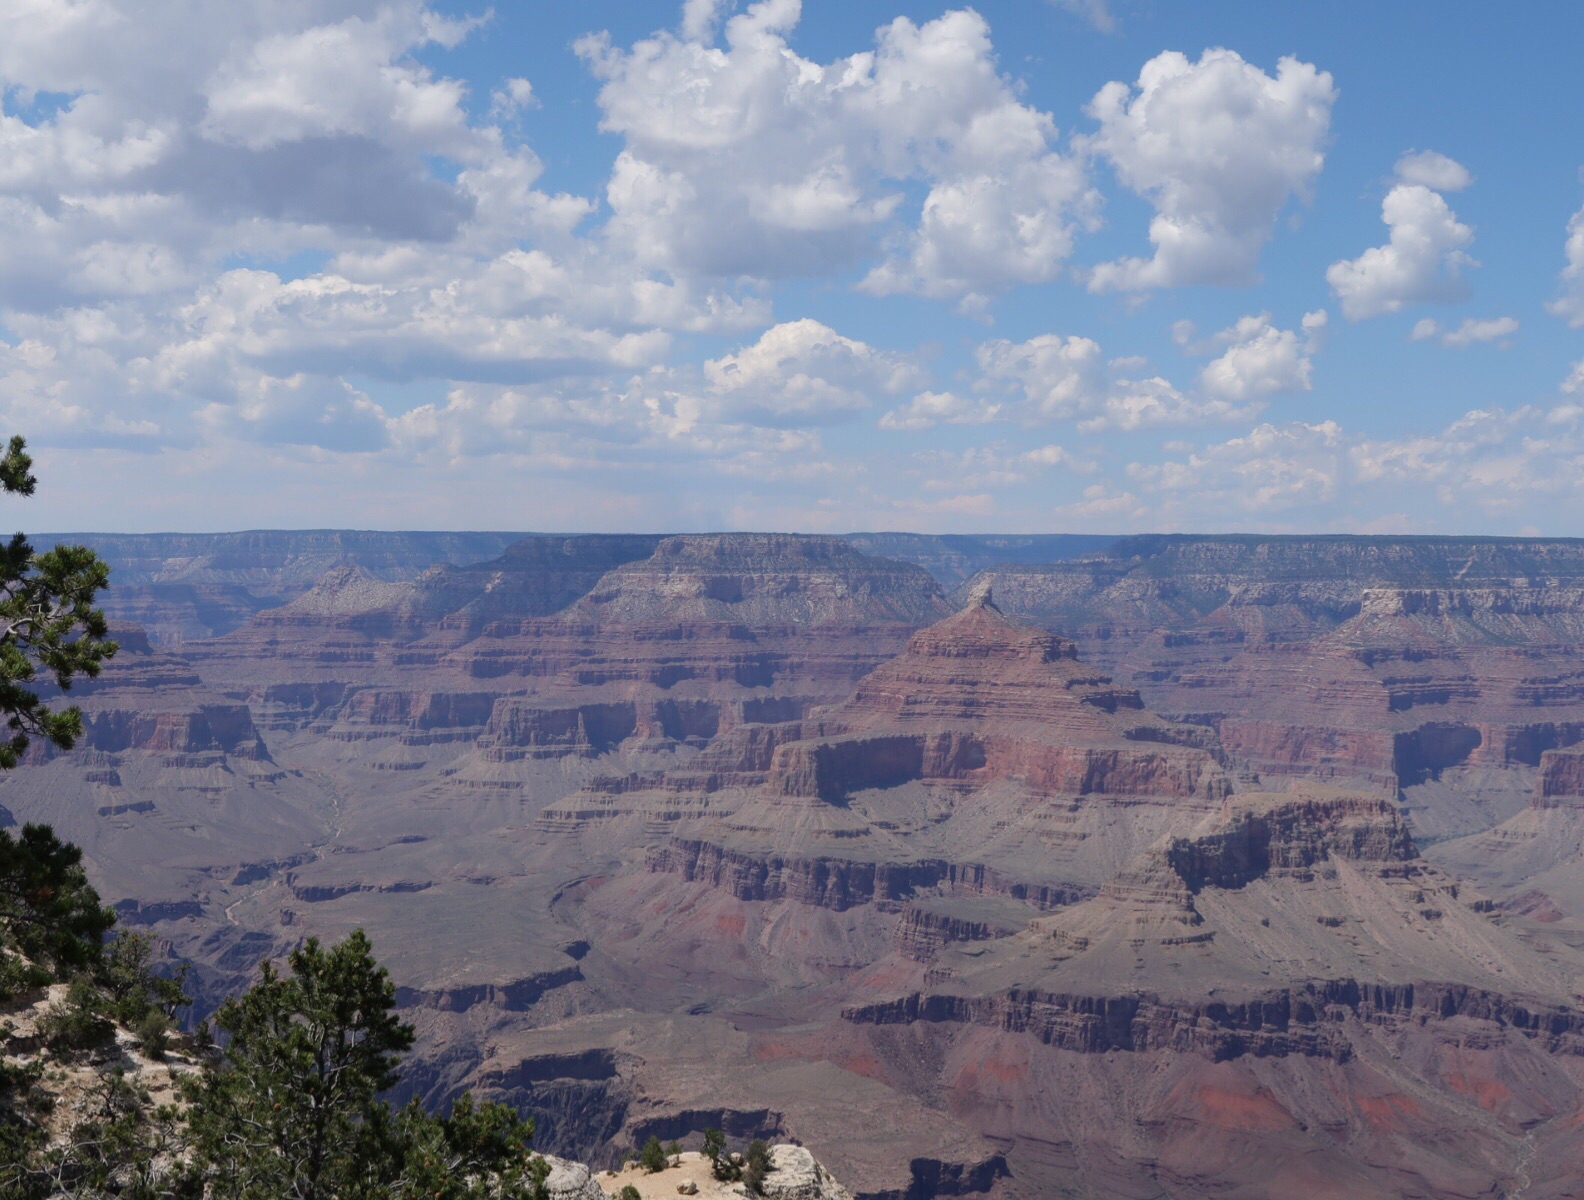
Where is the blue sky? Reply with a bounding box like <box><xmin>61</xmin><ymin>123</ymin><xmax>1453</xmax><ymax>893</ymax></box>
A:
<box><xmin>1</xmin><ymin>0</ymin><xmax>1581</xmax><ymax>533</ymax></box>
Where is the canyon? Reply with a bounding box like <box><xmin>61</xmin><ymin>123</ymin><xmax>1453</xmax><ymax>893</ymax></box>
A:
<box><xmin>10</xmin><ymin>529</ymin><xmax>1584</xmax><ymax>1197</ymax></box>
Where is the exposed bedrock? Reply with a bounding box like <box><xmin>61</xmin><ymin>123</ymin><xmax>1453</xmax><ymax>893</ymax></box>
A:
<box><xmin>410</xmin><ymin>621</ymin><xmax>922</xmax><ymax>699</ymax></box>
<box><xmin>36</xmin><ymin>629</ymin><xmax>276</xmax><ymax>759</ymax></box>
<box><xmin>270</xmin><ymin>686</ymin><xmax>792</xmax><ymax>761</ymax></box>
<box><xmin>1216</xmin><ymin>720</ymin><xmax>1397</xmax><ymax>786</ymax></box>
<box><xmin>991</xmin><ymin>740</ymin><xmax>1228</xmax><ymax>800</ymax></box>
<box><xmin>394</xmin><ymin>965</ymin><xmax>584</xmax><ymax>1013</ymax></box>
<box><xmin>769</xmin><ymin>736</ymin><xmax>932</xmax><ymax>801</ymax></box>
<box><xmin>472</xmin><ymin>1049</ymin><xmax>631</xmax><ymax>1161</ymax></box>
<box><xmin>842</xmin><ymin>979</ymin><xmax>1584</xmax><ymax>1062</ymax></box>
<box><xmin>1165</xmin><ymin>796</ymin><xmax>1417</xmax><ymax>890</ymax></box>
<box><xmin>867</xmin><ymin>1157</ymin><xmax>1009</xmax><ymax>1200</ymax></box>
<box><xmin>478</xmin><ymin>700</ymin><xmax>640</xmax><ymax>760</ymax></box>
<box><xmin>892</xmin><ymin>907</ymin><xmax>1019</xmax><ymax>963</ymax></box>
<box><xmin>330</xmin><ymin>688</ymin><xmax>499</xmax><ymax>742</ymax></box>
<box><xmin>566</xmin><ymin>533</ymin><xmax>951</xmax><ymax>627</ymax></box>
<box><xmin>1359</xmin><ymin>585</ymin><xmax>1584</xmax><ymax>619</ymax></box>
<box><xmin>78</xmin><ymin>704</ymin><xmax>269</xmax><ymax>758</ymax></box>
<box><xmin>1220</xmin><ymin>715</ymin><xmax>1584</xmax><ymax>791</ymax></box>
<box><xmin>649</xmin><ymin>840</ymin><xmax>1089</xmax><ymax>913</ymax></box>
<box><xmin>251</xmin><ymin>682</ymin><xmax>350</xmax><ymax>731</ymax></box>
<box><xmin>1538</xmin><ymin>748</ymin><xmax>1584</xmax><ymax>804</ymax></box>
<box><xmin>96</xmin><ymin>582</ymin><xmax>282</xmax><ymax>646</ymax></box>
<box><xmin>764</xmin><ymin>732</ymin><xmax>1225</xmax><ymax>806</ymax></box>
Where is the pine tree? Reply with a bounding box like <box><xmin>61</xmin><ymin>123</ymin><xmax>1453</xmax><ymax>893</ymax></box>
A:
<box><xmin>0</xmin><ymin>435</ymin><xmax>118</xmax><ymax>972</ymax></box>
<box><xmin>185</xmin><ymin>931</ymin><xmax>413</xmax><ymax>1200</ymax></box>
<box><xmin>0</xmin><ymin>823</ymin><xmax>115</xmax><ymax>972</ymax></box>
<box><xmin>0</xmin><ymin>435</ymin><xmax>117</xmax><ymax>769</ymax></box>
<box><xmin>185</xmin><ymin>930</ymin><xmax>547</xmax><ymax>1200</ymax></box>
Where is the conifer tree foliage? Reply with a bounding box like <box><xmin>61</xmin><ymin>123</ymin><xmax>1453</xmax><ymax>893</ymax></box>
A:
<box><xmin>0</xmin><ymin>435</ymin><xmax>117</xmax><ymax>769</ymax></box>
<box><xmin>185</xmin><ymin>931</ymin><xmax>547</xmax><ymax>1200</ymax></box>
<box><xmin>0</xmin><ymin>436</ymin><xmax>118</xmax><ymax>975</ymax></box>
<box><xmin>0</xmin><ymin>823</ymin><xmax>115</xmax><ymax>974</ymax></box>
<box><xmin>185</xmin><ymin>932</ymin><xmax>411</xmax><ymax>1200</ymax></box>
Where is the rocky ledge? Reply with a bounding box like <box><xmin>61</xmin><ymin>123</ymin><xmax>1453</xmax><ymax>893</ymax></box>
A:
<box><xmin>842</xmin><ymin>978</ymin><xmax>1584</xmax><ymax>1063</ymax></box>
<box><xmin>563</xmin><ymin>1148</ymin><xmax>853</xmax><ymax>1200</ymax></box>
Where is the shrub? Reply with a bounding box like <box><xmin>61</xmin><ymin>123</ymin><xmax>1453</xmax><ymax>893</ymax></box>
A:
<box><xmin>743</xmin><ymin>1139</ymin><xmax>773</xmax><ymax>1195</ymax></box>
<box><xmin>618</xmin><ymin>1188</ymin><xmax>640</xmax><ymax>1200</ymax></box>
<box><xmin>35</xmin><ymin>1068</ymin><xmax>197</xmax><ymax>1198</ymax></box>
<box><xmin>0</xmin><ymin>950</ymin><xmax>51</xmax><ymax>1001</ymax></box>
<box><xmin>38</xmin><ymin>976</ymin><xmax>113</xmax><ymax>1053</ymax></box>
<box><xmin>703</xmin><ymin>1127</ymin><xmax>739</xmax><ymax>1181</ymax></box>
<box><xmin>135</xmin><ymin>1008</ymin><xmax>170</xmax><ymax>1059</ymax></box>
<box><xmin>100</xmin><ymin>930</ymin><xmax>192</xmax><ymax>1027</ymax></box>
<box><xmin>639</xmin><ymin>1133</ymin><xmax>668</xmax><ymax>1173</ymax></box>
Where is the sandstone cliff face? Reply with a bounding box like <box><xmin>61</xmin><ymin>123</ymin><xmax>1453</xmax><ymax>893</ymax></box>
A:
<box><xmin>42</xmin><ymin>628</ymin><xmax>271</xmax><ymax>762</ymax></box>
<box><xmin>843</xmin><ymin>977</ymin><xmax>1584</xmax><ymax>1062</ymax></box>
<box><xmin>1538</xmin><ymin>748</ymin><xmax>1584</xmax><ymax>803</ymax></box>
<box><xmin>840</xmin><ymin>533</ymin><xmax>1115</xmax><ymax>589</ymax></box>
<box><xmin>648</xmin><ymin>839</ymin><xmax>1089</xmax><ymax>914</ymax></box>
<box><xmin>51</xmin><ymin>530</ymin><xmax>532</xmax><ymax>593</ymax></box>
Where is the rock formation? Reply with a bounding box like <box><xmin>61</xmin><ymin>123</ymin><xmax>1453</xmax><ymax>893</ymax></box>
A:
<box><xmin>5</xmin><ymin>531</ymin><xmax>1584</xmax><ymax>1197</ymax></box>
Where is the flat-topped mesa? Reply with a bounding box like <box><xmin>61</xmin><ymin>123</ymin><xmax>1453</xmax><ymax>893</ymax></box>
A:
<box><xmin>1357</xmin><ymin>585</ymin><xmax>1584</xmax><ymax>621</ymax></box>
<box><xmin>1036</xmin><ymin>794</ymin><xmax>1420</xmax><ymax>957</ymax></box>
<box><xmin>562</xmin><ymin>533</ymin><xmax>951</xmax><ymax>627</ymax></box>
<box><xmin>271</xmin><ymin>567</ymin><xmax>410</xmax><ymax>618</ymax></box>
<box><xmin>853</xmin><ymin>789</ymin><xmax>1556</xmax><ymax>1044</ymax></box>
<box><xmin>435</xmin><ymin>534</ymin><xmax>950</xmax><ymax>699</ymax></box>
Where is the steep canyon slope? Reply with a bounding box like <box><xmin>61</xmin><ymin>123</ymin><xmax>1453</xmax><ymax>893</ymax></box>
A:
<box><xmin>6</xmin><ymin>531</ymin><xmax>1584</xmax><ymax>1198</ymax></box>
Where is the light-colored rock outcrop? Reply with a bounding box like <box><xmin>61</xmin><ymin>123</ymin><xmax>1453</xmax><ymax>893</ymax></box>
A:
<box><xmin>540</xmin><ymin>1153</ymin><xmax>608</xmax><ymax>1200</ymax></box>
<box><xmin>761</xmin><ymin>1144</ymin><xmax>855</xmax><ymax>1200</ymax></box>
<box><xmin>596</xmin><ymin>1149</ymin><xmax>852</xmax><ymax>1200</ymax></box>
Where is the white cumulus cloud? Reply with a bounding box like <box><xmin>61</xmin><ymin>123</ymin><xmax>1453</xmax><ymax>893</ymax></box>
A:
<box><xmin>1392</xmin><ymin>149</ymin><xmax>1473</xmax><ymax>193</ymax></box>
<box><xmin>1195</xmin><ymin>310</ymin><xmax>1325</xmax><ymax>402</ymax></box>
<box><xmin>581</xmin><ymin>4</ymin><xmax>1097</xmax><ymax>297</ymax></box>
<box><xmin>1084</xmin><ymin>48</ymin><xmax>1336</xmax><ymax>292</ymax></box>
<box><xmin>975</xmin><ymin>332</ymin><xmax>1259</xmax><ymax>431</ymax></box>
<box><xmin>1548</xmin><ymin>200</ymin><xmax>1584</xmax><ymax>327</ymax></box>
<box><xmin>879</xmin><ymin>390</ymin><xmax>1002</xmax><ymax>431</ymax></box>
<box><xmin>1130</xmin><ymin>420</ymin><xmax>1345</xmax><ymax>513</ymax></box>
<box><xmin>1327</xmin><ymin>152</ymin><xmax>1478</xmax><ymax>320</ymax></box>
<box><xmin>700</xmin><ymin>319</ymin><xmax>923</xmax><ymax>427</ymax></box>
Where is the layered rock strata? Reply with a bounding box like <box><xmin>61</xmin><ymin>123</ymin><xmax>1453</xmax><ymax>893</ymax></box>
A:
<box><xmin>636</xmin><ymin>589</ymin><xmax>1230</xmax><ymax>916</ymax></box>
<box><xmin>835</xmin><ymin>791</ymin><xmax>1584</xmax><ymax>1197</ymax></box>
